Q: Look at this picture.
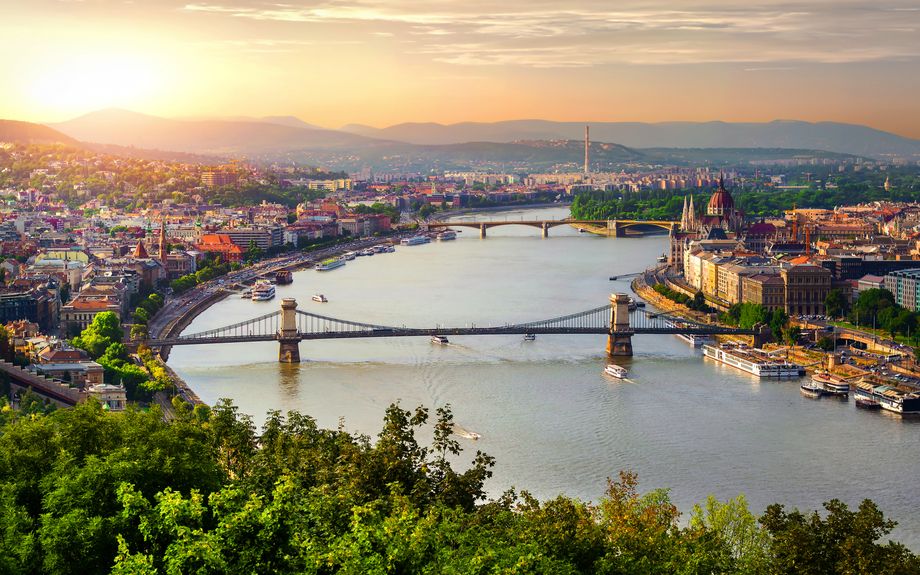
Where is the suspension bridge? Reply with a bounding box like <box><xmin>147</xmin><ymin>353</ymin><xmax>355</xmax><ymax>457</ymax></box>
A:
<box><xmin>148</xmin><ymin>295</ymin><xmax>766</xmax><ymax>362</ymax></box>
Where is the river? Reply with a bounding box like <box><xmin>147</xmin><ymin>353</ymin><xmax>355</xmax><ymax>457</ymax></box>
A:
<box><xmin>168</xmin><ymin>206</ymin><xmax>920</xmax><ymax>549</ymax></box>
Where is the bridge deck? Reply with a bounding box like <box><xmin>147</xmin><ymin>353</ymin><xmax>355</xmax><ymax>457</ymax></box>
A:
<box><xmin>153</xmin><ymin>326</ymin><xmax>756</xmax><ymax>346</ymax></box>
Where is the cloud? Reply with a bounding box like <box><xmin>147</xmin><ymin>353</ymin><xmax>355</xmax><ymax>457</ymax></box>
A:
<box><xmin>181</xmin><ymin>1</ymin><xmax>920</xmax><ymax>67</ymax></box>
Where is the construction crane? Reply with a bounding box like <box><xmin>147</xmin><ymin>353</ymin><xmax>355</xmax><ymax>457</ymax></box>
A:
<box><xmin>227</xmin><ymin>158</ymin><xmax>247</xmax><ymax>176</ymax></box>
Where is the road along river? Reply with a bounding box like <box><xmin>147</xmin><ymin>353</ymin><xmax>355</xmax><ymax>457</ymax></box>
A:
<box><xmin>168</xmin><ymin>206</ymin><xmax>920</xmax><ymax>549</ymax></box>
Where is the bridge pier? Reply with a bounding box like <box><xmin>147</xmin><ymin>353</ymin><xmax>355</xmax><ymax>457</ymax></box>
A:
<box><xmin>607</xmin><ymin>293</ymin><xmax>633</xmax><ymax>356</ymax></box>
<box><xmin>278</xmin><ymin>298</ymin><xmax>301</xmax><ymax>363</ymax></box>
<box><xmin>542</xmin><ymin>222</ymin><xmax>549</xmax><ymax>238</ymax></box>
<box><xmin>608</xmin><ymin>220</ymin><xmax>625</xmax><ymax>238</ymax></box>
<box><xmin>480</xmin><ymin>223</ymin><xmax>487</xmax><ymax>238</ymax></box>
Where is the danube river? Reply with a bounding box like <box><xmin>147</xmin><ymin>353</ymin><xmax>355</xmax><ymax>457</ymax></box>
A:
<box><xmin>168</xmin><ymin>206</ymin><xmax>920</xmax><ymax>549</ymax></box>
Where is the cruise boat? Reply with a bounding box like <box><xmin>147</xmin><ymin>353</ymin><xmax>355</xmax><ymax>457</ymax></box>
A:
<box><xmin>604</xmin><ymin>365</ymin><xmax>628</xmax><ymax>379</ymax></box>
<box><xmin>251</xmin><ymin>280</ymin><xmax>275</xmax><ymax>301</ymax></box>
<box><xmin>854</xmin><ymin>381</ymin><xmax>920</xmax><ymax>414</ymax></box>
<box><xmin>431</xmin><ymin>335</ymin><xmax>449</xmax><ymax>345</ymax></box>
<box><xmin>315</xmin><ymin>258</ymin><xmax>346</xmax><ymax>271</ymax></box>
<box><xmin>524</xmin><ymin>333</ymin><xmax>536</xmax><ymax>341</ymax></box>
<box><xmin>312</xmin><ymin>293</ymin><xmax>328</xmax><ymax>303</ymax></box>
<box><xmin>437</xmin><ymin>230</ymin><xmax>457</xmax><ymax>241</ymax></box>
<box><xmin>275</xmin><ymin>270</ymin><xmax>293</xmax><ymax>285</ymax></box>
<box><xmin>800</xmin><ymin>384</ymin><xmax>825</xmax><ymax>399</ymax></box>
<box><xmin>401</xmin><ymin>236</ymin><xmax>431</xmax><ymax>246</ymax></box>
<box><xmin>702</xmin><ymin>343</ymin><xmax>805</xmax><ymax>377</ymax></box>
<box><xmin>811</xmin><ymin>371</ymin><xmax>850</xmax><ymax>396</ymax></box>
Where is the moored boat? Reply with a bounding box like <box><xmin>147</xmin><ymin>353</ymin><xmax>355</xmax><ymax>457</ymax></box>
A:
<box><xmin>437</xmin><ymin>230</ymin><xmax>457</xmax><ymax>241</ymax></box>
<box><xmin>854</xmin><ymin>381</ymin><xmax>920</xmax><ymax>414</ymax></box>
<box><xmin>401</xmin><ymin>236</ymin><xmax>431</xmax><ymax>246</ymax></box>
<box><xmin>702</xmin><ymin>343</ymin><xmax>805</xmax><ymax>377</ymax></box>
<box><xmin>812</xmin><ymin>370</ymin><xmax>850</xmax><ymax>396</ymax></box>
<box><xmin>275</xmin><ymin>270</ymin><xmax>293</xmax><ymax>284</ymax></box>
<box><xmin>431</xmin><ymin>335</ymin><xmax>449</xmax><ymax>345</ymax></box>
<box><xmin>251</xmin><ymin>280</ymin><xmax>275</xmax><ymax>301</ymax></box>
<box><xmin>316</xmin><ymin>258</ymin><xmax>346</xmax><ymax>271</ymax></box>
<box><xmin>800</xmin><ymin>384</ymin><xmax>825</xmax><ymax>399</ymax></box>
<box><xmin>856</xmin><ymin>397</ymin><xmax>882</xmax><ymax>409</ymax></box>
<box><xmin>604</xmin><ymin>364</ymin><xmax>628</xmax><ymax>379</ymax></box>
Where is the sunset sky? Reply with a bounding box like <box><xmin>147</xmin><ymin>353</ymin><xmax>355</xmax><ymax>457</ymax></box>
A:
<box><xmin>5</xmin><ymin>0</ymin><xmax>920</xmax><ymax>138</ymax></box>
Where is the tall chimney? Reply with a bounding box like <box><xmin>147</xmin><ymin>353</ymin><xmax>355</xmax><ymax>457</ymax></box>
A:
<box><xmin>584</xmin><ymin>125</ymin><xmax>589</xmax><ymax>176</ymax></box>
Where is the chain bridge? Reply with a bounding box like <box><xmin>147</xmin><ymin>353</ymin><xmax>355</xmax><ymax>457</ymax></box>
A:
<box><xmin>149</xmin><ymin>295</ymin><xmax>765</xmax><ymax>362</ymax></box>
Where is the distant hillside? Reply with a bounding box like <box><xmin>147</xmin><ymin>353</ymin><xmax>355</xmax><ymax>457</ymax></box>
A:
<box><xmin>83</xmin><ymin>143</ymin><xmax>225</xmax><ymax>164</ymax></box>
<box><xmin>46</xmin><ymin>109</ymin><xmax>384</xmax><ymax>155</ymax></box>
<box><xmin>175</xmin><ymin>115</ymin><xmax>326</xmax><ymax>131</ymax></box>
<box><xmin>340</xmin><ymin>119</ymin><xmax>920</xmax><ymax>159</ymax></box>
<box><xmin>0</xmin><ymin>120</ymin><xmax>82</xmax><ymax>146</ymax></box>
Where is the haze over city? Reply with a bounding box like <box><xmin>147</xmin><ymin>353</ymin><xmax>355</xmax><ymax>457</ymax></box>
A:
<box><xmin>6</xmin><ymin>0</ymin><xmax>920</xmax><ymax>139</ymax></box>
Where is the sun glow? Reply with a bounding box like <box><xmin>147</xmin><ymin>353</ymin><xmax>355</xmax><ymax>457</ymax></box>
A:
<box><xmin>29</xmin><ymin>56</ymin><xmax>159</xmax><ymax>114</ymax></box>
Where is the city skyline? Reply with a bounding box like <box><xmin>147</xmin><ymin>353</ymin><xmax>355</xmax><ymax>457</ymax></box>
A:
<box><xmin>5</xmin><ymin>1</ymin><xmax>920</xmax><ymax>139</ymax></box>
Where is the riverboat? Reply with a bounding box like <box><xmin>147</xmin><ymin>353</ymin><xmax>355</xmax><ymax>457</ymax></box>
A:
<box><xmin>702</xmin><ymin>343</ymin><xmax>805</xmax><ymax>377</ymax></box>
<box><xmin>251</xmin><ymin>280</ymin><xmax>275</xmax><ymax>301</ymax></box>
<box><xmin>382</xmin><ymin>245</ymin><xmax>395</xmax><ymax>253</ymax></box>
<box><xmin>312</xmin><ymin>293</ymin><xmax>328</xmax><ymax>303</ymax></box>
<box><xmin>316</xmin><ymin>258</ymin><xmax>346</xmax><ymax>271</ymax></box>
<box><xmin>854</xmin><ymin>381</ymin><xmax>920</xmax><ymax>414</ymax></box>
<box><xmin>666</xmin><ymin>320</ymin><xmax>710</xmax><ymax>346</ymax></box>
<box><xmin>437</xmin><ymin>230</ymin><xmax>457</xmax><ymax>241</ymax></box>
<box><xmin>524</xmin><ymin>333</ymin><xmax>536</xmax><ymax>341</ymax></box>
<box><xmin>811</xmin><ymin>371</ymin><xmax>850</xmax><ymax>397</ymax></box>
<box><xmin>431</xmin><ymin>335</ymin><xmax>449</xmax><ymax>345</ymax></box>
<box><xmin>372</xmin><ymin>245</ymin><xmax>386</xmax><ymax>253</ymax></box>
<box><xmin>800</xmin><ymin>384</ymin><xmax>825</xmax><ymax>399</ymax></box>
<box><xmin>604</xmin><ymin>365</ymin><xmax>628</xmax><ymax>379</ymax></box>
<box><xmin>275</xmin><ymin>270</ymin><xmax>293</xmax><ymax>285</ymax></box>
<box><xmin>401</xmin><ymin>236</ymin><xmax>431</xmax><ymax>246</ymax></box>
<box><xmin>343</xmin><ymin>252</ymin><xmax>357</xmax><ymax>260</ymax></box>
<box><xmin>361</xmin><ymin>248</ymin><xmax>375</xmax><ymax>256</ymax></box>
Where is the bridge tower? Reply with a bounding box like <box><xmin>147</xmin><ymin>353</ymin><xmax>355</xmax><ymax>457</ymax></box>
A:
<box><xmin>278</xmin><ymin>298</ymin><xmax>301</xmax><ymax>363</ymax></box>
<box><xmin>607</xmin><ymin>293</ymin><xmax>633</xmax><ymax>356</ymax></box>
<box><xmin>542</xmin><ymin>222</ymin><xmax>549</xmax><ymax>238</ymax></box>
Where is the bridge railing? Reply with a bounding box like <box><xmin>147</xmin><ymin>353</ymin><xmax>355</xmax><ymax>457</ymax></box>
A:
<box><xmin>177</xmin><ymin>310</ymin><xmax>282</xmax><ymax>341</ymax></box>
<box><xmin>295</xmin><ymin>309</ymin><xmax>403</xmax><ymax>335</ymax></box>
<box><xmin>507</xmin><ymin>305</ymin><xmax>610</xmax><ymax>331</ymax></box>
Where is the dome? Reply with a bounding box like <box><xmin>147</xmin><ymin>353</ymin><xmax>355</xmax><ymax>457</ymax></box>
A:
<box><xmin>707</xmin><ymin>174</ymin><xmax>734</xmax><ymax>216</ymax></box>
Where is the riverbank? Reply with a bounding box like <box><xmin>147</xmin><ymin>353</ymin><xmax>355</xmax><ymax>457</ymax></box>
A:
<box><xmin>431</xmin><ymin>201</ymin><xmax>571</xmax><ymax>222</ymax></box>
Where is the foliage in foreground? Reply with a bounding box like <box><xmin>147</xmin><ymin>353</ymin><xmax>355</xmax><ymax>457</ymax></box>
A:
<box><xmin>0</xmin><ymin>399</ymin><xmax>917</xmax><ymax>575</ymax></box>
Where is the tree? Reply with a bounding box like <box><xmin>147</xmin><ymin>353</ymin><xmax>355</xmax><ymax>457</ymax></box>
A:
<box><xmin>817</xmin><ymin>336</ymin><xmax>834</xmax><ymax>351</ymax></box>
<box><xmin>770</xmin><ymin>309</ymin><xmax>789</xmax><ymax>342</ymax></box>
<box><xmin>783</xmin><ymin>325</ymin><xmax>802</xmax><ymax>346</ymax></box>
<box><xmin>72</xmin><ymin>312</ymin><xmax>125</xmax><ymax>359</ymax></box>
<box><xmin>824</xmin><ymin>289</ymin><xmax>848</xmax><ymax>319</ymax></box>
<box><xmin>690</xmin><ymin>494</ymin><xmax>772</xmax><ymax>573</ymax></box>
<box><xmin>761</xmin><ymin>499</ymin><xmax>920</xmax><ymax>575</ymax></box>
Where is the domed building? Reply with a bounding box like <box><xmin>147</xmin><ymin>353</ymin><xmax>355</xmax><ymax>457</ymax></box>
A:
<box><xmin>698</xmin><ymin>173</ymin><xmax>741</xmax><ymax>235</ymax></box>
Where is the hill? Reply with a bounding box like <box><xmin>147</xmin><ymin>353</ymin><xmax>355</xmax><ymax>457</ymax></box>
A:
<box><xmin>46</xmin><ymin>109</ymin><xmax>385</xmax><ymax>155</ymax></box>
<box><xmin>0</xmin><ymin>120</ymin><xmax>82</xmax><ymax>146</ymax></box>
<box><xmin>340</xmin><ymin>119</ymin><xmax>920</xmax><ymax>159</ymax></box>
<box><xmin>174</xmin><ymin>114</ymin><xmax>326</xmax><ymax>131</ymax></box>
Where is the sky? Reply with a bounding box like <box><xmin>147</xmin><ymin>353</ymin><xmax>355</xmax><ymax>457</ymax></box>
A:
<box><xmin>4</xmin><ymin>0</ymin><xmax>920</xmax><ymax>138</ymax></box>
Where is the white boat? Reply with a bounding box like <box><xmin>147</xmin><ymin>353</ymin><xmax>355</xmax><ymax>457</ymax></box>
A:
<box><xmin>343</xmin><ymin>252</ymin><xmax>357</xmax><ymax>260</ymax></box>
<box><xmin>312</xmin><ymin>293</ymin><xmax>328</xmax><ymax>303</ymax></box>
<box><xmin>251</xmin><ymin>280</ymin><xmax>275</xmax><ymax>301</ymax></box>
<box><xmin>702</xmin><ymin>343</ymin><xmax>805</xmax><ymax>377</ymax></box>
<box><xmin>437</xmin><ymin>230</ymin><xmax>457</xmax><ymax>241</ymax></box>
<box><xmin>677</xmin><ymin>333</ymin><xmax>710</xmax><ymax>346</ymax></box>
<box><xmin>524</xmin><ymin>333</ymin><xmax>536</xmax><ymax>341</ymax></box>
<box><xmin>316</xmin><ymin>258</ymin><xmax>346</xmax><ymax>271</ymax></box>
<box><xmin>854</xmin><ymin>381</ymin><xmax>920</xmax><ymax>414</ymax></box>
<box><xmin>604</xmin><ymin>364</ymin><xmax>628</xmax><ymax>379</ymax></box>
<box><xmin>431</xmin><ymin>335</ymin><xmax>449</xmax><ymax>345</ymax></box>
<box><xmin>401</xmin><ymin>236</ymin><xmax>431</xmax><ymax>246</ymax></box>
<box><xmin>811</xmin><ymin>371</ymin><xmax>850</xmax><ymax>396</ymax></box>
<box><xmin>361</xmin><ymin>248</ymin><xmax>375</xmax><ymax>256</ymax></box>
<box><xmin>657</xmin><ymin>255</ymin><xmax>667</xmax><ymax>263</ymax></box>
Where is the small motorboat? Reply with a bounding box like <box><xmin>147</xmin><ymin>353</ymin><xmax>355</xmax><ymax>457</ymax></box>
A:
<box><xmin>524</xmin><ymin>333</ymin><xmax>536</xmax><ymax>341</ymax></box>
<box><xmin>312</xmin><ymin>293</ymin><xmax>328</xmax><ymax>303</ymax></box>
<box><xmin>431</xmin><ymin>335</ymin><xmax>449</xmax><ymax>345</ymax></box>
<box><xmin>855</xmin><ymin>397</ymin><xmax>881</xmax><ymax>409</ymax></box>
<box><xmin>604</xmin><ymin>365</ymin><xmax>628</xmax><ymax>379</ymax></box>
